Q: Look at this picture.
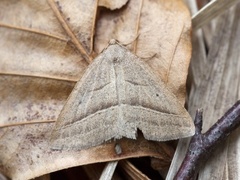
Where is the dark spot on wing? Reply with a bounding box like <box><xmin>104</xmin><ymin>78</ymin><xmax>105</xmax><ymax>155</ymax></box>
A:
<box><xmin>125</xmin><ymin>80</ymin><xmax>148</xmax><ymax>86</ymax></box>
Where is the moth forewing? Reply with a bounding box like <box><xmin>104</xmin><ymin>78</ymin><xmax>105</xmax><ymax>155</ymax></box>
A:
<box><xmin>51</xmin><ymin>40</ymin><xmax>195</xmax><ymax>150</ymax></box>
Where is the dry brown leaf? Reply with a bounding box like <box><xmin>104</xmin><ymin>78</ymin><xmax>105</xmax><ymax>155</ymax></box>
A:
<box><xmin>47</xmin><ymin>0</ymin><xmax>98</xmax><ymax>59</ymax></box>
<box><xmin>0</xmin><ymin>0</ymin><xmax>191</xmax><ymax>179</ymax></box>
<box><xmin>0</xmin><ymin>1</ymin><xmax>88</xmax><ymax>82</ymax></box>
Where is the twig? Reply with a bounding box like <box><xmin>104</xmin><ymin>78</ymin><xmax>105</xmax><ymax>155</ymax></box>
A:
<box><xmin>174</xmin><ymin>100</ymin><xmax>240</xmax><ymax>180</ymax></box>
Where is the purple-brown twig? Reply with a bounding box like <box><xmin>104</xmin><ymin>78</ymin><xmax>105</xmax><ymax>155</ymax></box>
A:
<box><xmin>174</xmin><ymin>100</ymin><xmax>240</xmax><ymax>180</ymax></box>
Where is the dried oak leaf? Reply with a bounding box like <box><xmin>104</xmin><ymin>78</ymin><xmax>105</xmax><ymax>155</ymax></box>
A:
<box><xmin>0</xmin><ymin>0</ymin><xmax>191</xmax><ymax>179</ymax></box>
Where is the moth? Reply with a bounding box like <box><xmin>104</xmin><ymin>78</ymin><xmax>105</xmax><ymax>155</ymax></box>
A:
<box><xmin>51</xmin><ymin>39</ymin><xmax>195</xmax><ymax>150</ymax></box>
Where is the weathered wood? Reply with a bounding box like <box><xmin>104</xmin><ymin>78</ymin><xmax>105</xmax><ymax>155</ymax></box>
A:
<box><xmin>168</xmin><ymin>2</ymin><xmax>240</xmax><ymax>179</ymax></box>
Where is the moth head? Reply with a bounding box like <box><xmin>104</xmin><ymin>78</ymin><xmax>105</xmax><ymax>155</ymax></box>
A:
<box><xmin>109</xmin><ymin>39</ymin><xmax>118</xmax><ymax>45</ymax></box>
